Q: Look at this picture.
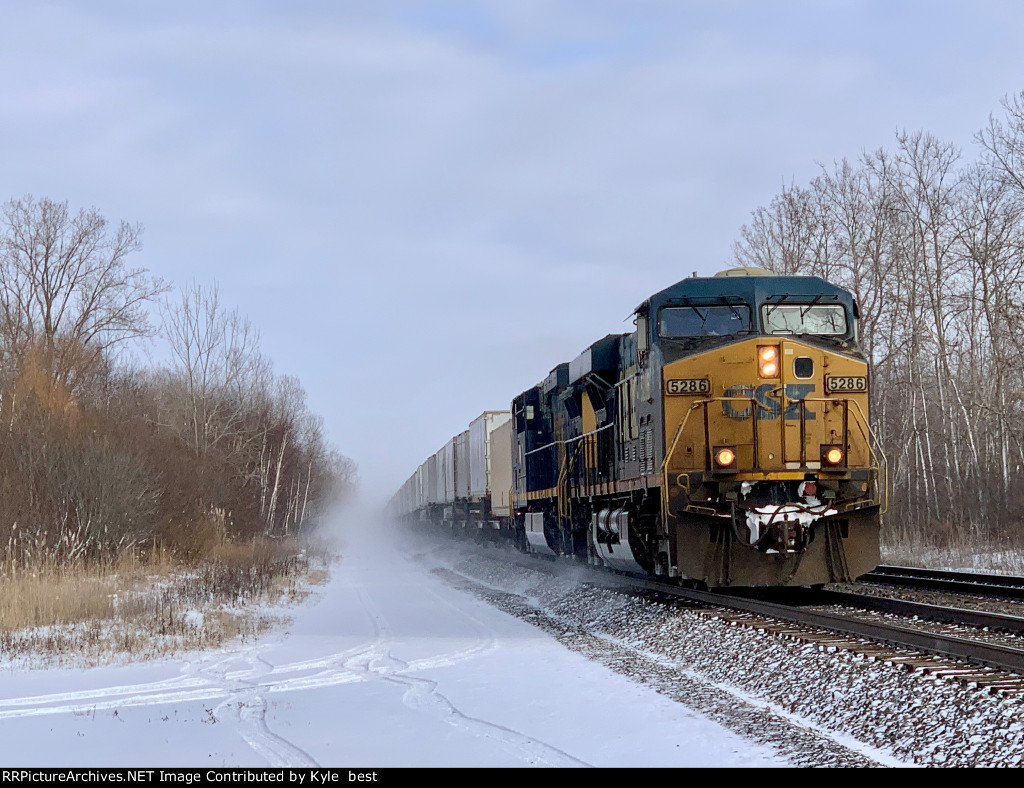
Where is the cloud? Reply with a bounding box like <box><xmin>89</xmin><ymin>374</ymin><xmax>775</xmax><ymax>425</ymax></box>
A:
<box><xmin>2</xmin><ymin>1</ymin><xmax>1024</xmax><ymax>498</ymax></box>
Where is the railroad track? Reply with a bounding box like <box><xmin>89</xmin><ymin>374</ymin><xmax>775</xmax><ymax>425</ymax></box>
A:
<box><xmin>735</xmin><ymin>586</ymin><xmax>1024</xmax><ymax>635</ymax></box>
<box><xmin>494</xmin><ymin>549</ymin><xmax>1024</xmax><ymax>694</ymax></box>
<box><xmin>861</xmin><ymin>565</ymin><xmax>1024</xmax><ymax>600</ymax></box>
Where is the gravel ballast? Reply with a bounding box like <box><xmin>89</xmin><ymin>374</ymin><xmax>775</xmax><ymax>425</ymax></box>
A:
<box><xmin>415</xmin><ymin>539</ymin><xmax>1024</xmax><ymax>767</ymax></box>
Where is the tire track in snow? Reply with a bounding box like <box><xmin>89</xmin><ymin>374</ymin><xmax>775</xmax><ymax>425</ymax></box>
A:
<box><xmin>0</xmin><ymin>554</ymin><xmax>584</xmax><ymax>766</ymax></box>
<box><xmin>0</xmin><ymin>568</ymin><xmax>500</xmax><ymax>721</ymax></box>
<box><xmin>404</xmin><ymin>580</ymin><xmax>499</xmax><ymax>670</ymax></box>
<box><xmin>0</xmin><ymin>674</ymin><xmax>207</xmax><ymax>711</ymax></box>
<box><xmin>350</xmin><ymin>581</ymin><xmax>591</xmax><ymax>768</ymax></box>
<box><xmin>211</xmin><ymin>654</ymin><xmax>319</xmax><ymax>768</ymax></box>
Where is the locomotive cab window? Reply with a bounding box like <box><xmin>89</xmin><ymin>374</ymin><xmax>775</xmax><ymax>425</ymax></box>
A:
<box><xmin>659</xmin><ymin>305</ymin><xmax>751</xmax><ymax>338</ymax></box>
<box><xmin>761</xmin><ymin>304</ymin><xmax>847</xmax><ymax>336</ymax></box>
<box><xmin>794</xmin><ymin>357</ymin><xmax>814</xmax><ymax>378</ymax></box>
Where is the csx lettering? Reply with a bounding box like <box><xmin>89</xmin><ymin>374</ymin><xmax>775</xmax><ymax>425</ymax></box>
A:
<box><xmin>722</xmin><ymin>384</ymin><xmax>816</xmax><ymax>420</ymax></box>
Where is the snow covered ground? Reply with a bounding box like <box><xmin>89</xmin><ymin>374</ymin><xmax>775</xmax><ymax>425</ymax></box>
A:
<box><xmin>0</xmin><ymin>520</ymin><xmax>794</xmax><ymax>768</ymax></box>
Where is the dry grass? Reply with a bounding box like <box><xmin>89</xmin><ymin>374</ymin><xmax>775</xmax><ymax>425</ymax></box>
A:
<box><xmin>0</xmin><ymin>536</ymin><xmax>335</xmax><ymax>668</ymax></box>
<box><xmin>881</xmin><ymin>531</ymin><xmax>1024</xmax><ymax>575</ymax></box>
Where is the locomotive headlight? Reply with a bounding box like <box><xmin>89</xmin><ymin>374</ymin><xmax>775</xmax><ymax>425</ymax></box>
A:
<box><xmin>821</xmin><ymin>445</ymin><xmax>845</xmax><ymax>466</ymax></box>
<box><xmin>758</xmin><ymin>345</ymin><xmax>780</xmax><ymax>378</ymax></box>
<box><xmin>714</xmin><ymin>446</ymin><xmax>737</xmax><ymax>468</ymax></box>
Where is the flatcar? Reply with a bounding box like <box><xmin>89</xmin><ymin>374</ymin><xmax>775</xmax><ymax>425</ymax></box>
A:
<box><xmin>389</xmin><ymin>267</ymin><xmax>884</xmax><ymax>587</ymax></box>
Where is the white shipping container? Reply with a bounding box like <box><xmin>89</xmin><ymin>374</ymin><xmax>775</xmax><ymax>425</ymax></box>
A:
<box><xmin>433</xmin><ymin>448</ymin><xmax>445</xmax><ymax>504</ymax></box>
<box><xmin>469</xmin><ymin>411</ymin><xmax>512</xmax><ymax>498</ymax></box>
<box><xmin>416</xmin><ymin>463</ymin><xmax>426</xmax><ymax>509</ymax></box>
<box><xmin>441</xmin><ymin>438</ymin><xmax>456</xmax><ymax>503</ymax></box>
<box><xmin>405</xmin><ymin>474</ymin><xmax>416</xmax><ymax>514</ymax></box>
<box><xmin>489</xmin><ymin>419</ymin><xmax>513</xmax><ymax>517</ymax></box>
<box><xmin>455</xmin><ymin>430</ymin><xmax>470</xmax><ymax>500</ymax></box>
<box><xmin>425</xmin><ymin>454</ymin><xmax>438</xmax><ymax>504</ymax></box>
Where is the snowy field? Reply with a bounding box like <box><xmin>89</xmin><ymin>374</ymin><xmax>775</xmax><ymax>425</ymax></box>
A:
<box><xmin>0</xmin><ymin>522</ymin><xmax>793</xmax><ymax>768</ymax></box>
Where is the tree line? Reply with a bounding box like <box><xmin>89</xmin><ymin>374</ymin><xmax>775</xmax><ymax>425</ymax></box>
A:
<box><xmin>733</xmin><ymin>92</ymin><xmax>1024</xmax><ymax>549</ymax></box>
<box><xmin>0</xmin><ymin>195</ymin><xmax>354</xmax><ymax>565</ymax></box>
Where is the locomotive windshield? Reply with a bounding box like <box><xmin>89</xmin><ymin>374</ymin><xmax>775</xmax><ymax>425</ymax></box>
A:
<box><xmin>762</xmin><ymin>303</ymin><xmax>847</xmax><ymax>335</ymax></box>
<box><xmin>659</xmin><ymin>305</ymin><xmax>751</xmax><ymax>338</ymax></box>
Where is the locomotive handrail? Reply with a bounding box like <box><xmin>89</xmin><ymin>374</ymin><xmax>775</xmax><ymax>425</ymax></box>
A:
<box><xmin>660</xmin><ymin>401</ymin><xmax>701</xmax><ymax>529</ymax></box>
<box><xmin>659</xmin><ymin>396</ymin><xmax>765</xmax><ymax>527</ymax></box>
<box><xmin>661</xmin><ymin>394</ymin><xmax>887</xmax><ymax>515</ymax></box>
<box><xmin>556</xmin><ymin>436</ymin><xmax>592</xmax><ymax>549</ymax></box>
<box><xmin>524</xmin><ymin>422</ymin><xmax>614</xmax><ymax>456</ymax></box>
<box><xmin>662</xmin><ymin>395</ymin><xmax>771</xmax><ymax>476</ymax></box>
<box><xmin>661</xmin><ymin>401</ymin><xmax>700</xmax><ymax>498</ymax></box>
<box><xmin>852</xmin><ymin>397</ymin><xmax>889</xmax><ymax>515</ymax></box>
<box><xmin>853</xmin><ymin>398</ymin><xmax>889</xmax><ymax>515</ymax></box>
<box><xmin>801</xmin><ymin>397</ymin><xmax>889</xmax><ymax>515</ymax></box>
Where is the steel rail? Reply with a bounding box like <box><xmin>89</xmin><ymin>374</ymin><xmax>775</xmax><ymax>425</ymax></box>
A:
<box><xmin>862</xmin><ymin>565</ymin><xmax>1024</xmax><ymax>600</ymax></box>
<box><xmin>872</xmin><ymin>564</ymin><xmax>1024</xmax><ymax>587</ymax></box>
<box><xmin>773</xmin><ymin>588</ymin><xmax>1024</xmax><ymax>635</ymax></box>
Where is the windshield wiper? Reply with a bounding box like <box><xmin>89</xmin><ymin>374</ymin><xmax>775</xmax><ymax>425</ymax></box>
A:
<box><xmin>687</xmin><ymin>305</ymin><xmax>709</xmax><ymax>328</ymax></box>
<box><xmin>799</xmin><ymin>294</ymin><xmax>824</xmax><ymax>318</ymax></box>
<box><xmin>716</xmin><ymin>297</ymin><xmax>747</xmax><ymax>326</ymax></box>
<box><xmin>764</xmin><ymin>294</ymin><xmax>792</xmax><ymax>320</ymax></box>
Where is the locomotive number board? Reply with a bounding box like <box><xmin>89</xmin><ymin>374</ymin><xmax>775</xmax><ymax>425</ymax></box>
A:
<box><xmin>665</xmin><ymin>378</ymin><xmax>711</xmax><ymax>395</ymax></box>
<box><xmin>825</xmin><ymin>375</ymin><xmax>868</xmax><ymax>394</ymax></box>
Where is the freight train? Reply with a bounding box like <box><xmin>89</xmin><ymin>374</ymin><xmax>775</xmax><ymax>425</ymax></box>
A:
<box><xmin>389</xmin><ymin>267</ymin><xmax>885</xmax><ymax>587</ymax></box>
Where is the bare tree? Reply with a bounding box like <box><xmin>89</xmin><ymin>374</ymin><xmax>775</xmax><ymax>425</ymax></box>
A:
<box><xmin>0</xmin><ymin>196</ymin><xmax>166</xmax><ymax>386</ymax></box>
<box><xmin>159</xmin><ymin>281</ymin><xmax>269</xmax><ymax>457</ymax></box>
<box><xmin>731</xmin><ymin>114</ymin><xmax>1024</xmax><ymax>550</ymax></box>
<box><xmin>733</xmin><ymin>181</ymin><xmax>824</xmax><ymax>274</ymax></box>
<box><xmin>155</xmin><ymin>283</ymin><xmax>353</xmax><ymax>537</ymax></box>
<box><xmin>977</xmin><ymin>91</ymin><xmax>1024</xmax><ymax>195</ymax></box>
<box><xmin>0</xmin><ymin>196</ymin><xmax>355</xmax><ymax>567</ymax></box>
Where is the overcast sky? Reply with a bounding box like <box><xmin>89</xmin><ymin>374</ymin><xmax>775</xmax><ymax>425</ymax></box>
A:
<box><xmin>4</xmin><ymin>1</ymin><xmax>1024</xmax><ymax>501</ymax></box>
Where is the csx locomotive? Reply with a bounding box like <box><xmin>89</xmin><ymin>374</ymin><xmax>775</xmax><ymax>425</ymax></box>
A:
<box><xmin>390</xmin><ymin>267</ymin><xmax>885</xmax><ymax>587</ymax></box>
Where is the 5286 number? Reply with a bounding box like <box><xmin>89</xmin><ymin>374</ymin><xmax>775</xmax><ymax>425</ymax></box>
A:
<box><xmin>826</xmin><ymin>375</ymin><xmax>868</xmax><ymax>393</ymax></box>
<box><xmin>665</xmin><ymin>378</ymin><xmax>711</xmax><ymax>395</ymax></box>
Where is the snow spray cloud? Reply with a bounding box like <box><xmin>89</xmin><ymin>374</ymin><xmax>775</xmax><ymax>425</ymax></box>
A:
<box><xmin>318</xmin><ymin>490</ymin><xmax>405</xmax><ymax>561</ymax></box>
